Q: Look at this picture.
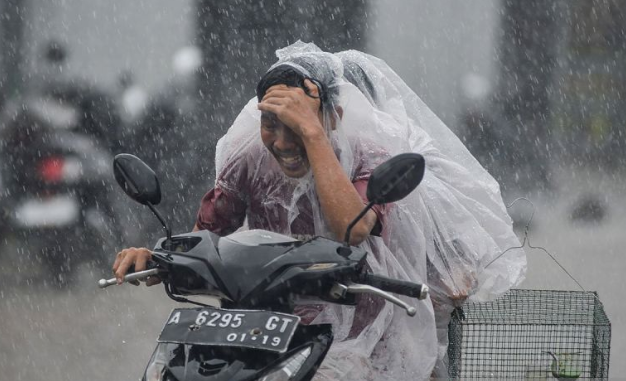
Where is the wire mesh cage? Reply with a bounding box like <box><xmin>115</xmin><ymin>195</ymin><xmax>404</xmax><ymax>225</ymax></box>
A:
<box><xmin>447</xmin><ymin>289</ymin><xmax>611</xmax><ymax>380</ymax></box>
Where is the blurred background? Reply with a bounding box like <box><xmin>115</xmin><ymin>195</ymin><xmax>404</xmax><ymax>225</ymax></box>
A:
<box><xmin>0</xmin><ymin>0</ymin><xmax>624</xmax><ymax>379</ymax></box>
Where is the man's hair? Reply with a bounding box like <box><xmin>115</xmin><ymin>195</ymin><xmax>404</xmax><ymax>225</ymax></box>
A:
<box><xmin>256</xmin><ymin>65</ymin><xmax>306</xmax><ymax>102</ymax></box>
<box><xmin>256</xmin><ymin>57</ymin><xmax>339</xmax><ymax>111</ymax></box>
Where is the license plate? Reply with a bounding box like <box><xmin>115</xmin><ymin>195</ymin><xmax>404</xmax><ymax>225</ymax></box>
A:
<box><xmin>157</xmin><ymin>307</ymin><xmax>301</xmax><ymax>353</ymax></box>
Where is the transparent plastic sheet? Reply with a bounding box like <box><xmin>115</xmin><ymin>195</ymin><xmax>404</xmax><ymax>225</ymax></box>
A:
<box><xmin>213</xmin><ymin>42</ymin><xmax>437</xmax><ymax>380</ymax></box>
<box><xmin>336</xmin><ymin>50</ymin><xmax>527</xmax><ymax>377</ymax></box>
<box><xmin>337</xmin><ymin>50</ymin><xmax>526</xmax><ymax>301</ymax></box>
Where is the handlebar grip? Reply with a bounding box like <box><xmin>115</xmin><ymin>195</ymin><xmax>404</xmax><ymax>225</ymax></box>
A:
<box><xmin>126</xmin><ymin>260</ymin><xmax>158</xmax><ymax>274</ymax></box>
<box><xmin>98</xmin><ymin>268</ymin><xmax>160</xmax><ymax>288</ymax></box>
<box><xmin>361</xmin><ymin>273</ymin><xmax>429</xmax><ymax>300</ymax></box>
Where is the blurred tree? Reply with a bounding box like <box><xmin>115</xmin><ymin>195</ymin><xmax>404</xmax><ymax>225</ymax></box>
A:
<box><xmin>0</xmin><ymin>0</ymin><xmax>26</xmax><ymax>108</ymax></box>
<box><xmin>551</xmin><ymin>0</ymin><xmax>626</xmax><ymax>169</ymax></box>
<box><xmin>490</xmin><ymin>0</ymin><xmax>626</xmax><ymax>194</ymax></box>
<box><xmin>195</xmin><ymin>0</ymin><xmax>370</xmax><ymax>179</ymax></box>
<box><xmin>491</xmin><ymin>0</ymin><xmax>561</xmax><ymax>192</ymax></box>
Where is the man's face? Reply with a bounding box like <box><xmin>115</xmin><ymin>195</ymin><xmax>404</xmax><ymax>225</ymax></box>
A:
<box><xmin>260</xmin><ymin>111</ymin><xmax>310</xmax><ymax>178</ymax></box>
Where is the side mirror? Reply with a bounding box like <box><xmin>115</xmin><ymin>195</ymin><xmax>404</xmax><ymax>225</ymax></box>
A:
<box><xmin>366</xmin><ymin>153</ymin><xmax>425</xmax><ymax>205</ymax></box>
<box><xmin>343</xmin><ymin>153</ymin><xmax>425</xmax><ymax>248</ymax></box>
<box><xmin>113</xmin><ymin>153</ymin><xmax>161</xmax><ymax>205</ymax></box>
<box><xmin>113</xmin><ymin>153</ymin><xmax>171</xmax><ymax>242</ymax></box>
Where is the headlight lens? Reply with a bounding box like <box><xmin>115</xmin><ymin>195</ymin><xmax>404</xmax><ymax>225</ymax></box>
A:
<box><xmin>145</xmin><ymin>361</ymin><xmax>166</xmax><ymax>381</ymax></box>
<box><xmin>260</xmin><ymin>346</ymin><xmax>313</xmax><ymax>381</ymax></box>
<box><xmin>144</xmin><ymin>344</ymin><xmax>170</xmax><ymax>381</ymax></box>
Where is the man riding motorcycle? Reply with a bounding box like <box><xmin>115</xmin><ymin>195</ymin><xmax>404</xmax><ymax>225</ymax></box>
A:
<box><xmin>114</xmin><ymin>42</ymin><xmax>525</xmax><ymax>380</ymax></box>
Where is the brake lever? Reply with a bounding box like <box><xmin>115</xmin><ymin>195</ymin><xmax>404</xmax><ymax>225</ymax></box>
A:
<box><xmin>330</xmin><ymin>282</ymin><xmax>417</xmax><ymax>317</ymax></box>
<box><xmin>98</xmin><ymin>268</ymin><xmax>160</xmax><ymax>289</ymax></box>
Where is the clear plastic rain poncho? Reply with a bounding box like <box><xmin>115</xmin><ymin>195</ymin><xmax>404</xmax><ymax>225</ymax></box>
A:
<box><xmin>336</xmin><ymin>49</ymin><xmax>527</xmax><ymax>375</ymax></box>
<box><xmin>210</xmin><ymin>41</ymin><xmax>525</xmax><ymax>380</ymax></box>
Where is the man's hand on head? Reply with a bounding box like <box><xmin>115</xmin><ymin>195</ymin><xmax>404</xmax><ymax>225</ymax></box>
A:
<box><xmin>257</xmin><ymin>79</ymin><xmax>324</xmax><ymax>140</ymax></box>
<box><xmin>258</xmin><ymin>77</ymin><xmax>374</xmax><ymax>243</ymax></box>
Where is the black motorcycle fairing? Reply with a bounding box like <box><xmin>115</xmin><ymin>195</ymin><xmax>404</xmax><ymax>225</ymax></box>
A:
<box><xmin>142</xmin><ymin>324</ymin><xmax>333</xmax><ymax>381</ymax></box>
<box><xmin>151</xmin><ymin>230</ymin><xmax>299</xmax><ymax>300</ymax></box>
<box><xmin>152</xmin><ymin>231</ymin><xmax>367</xmax><ymax>309</ymax></box>
<box><xmin>151</xmin><ymin>231</ymin><xmax>223</xmax><ymax>296</ymax></box>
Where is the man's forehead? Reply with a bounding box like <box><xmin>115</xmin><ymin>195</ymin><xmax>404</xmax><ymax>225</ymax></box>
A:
<box><xmin>268</xmin><ymin>83</ymin><xmax>289</xmax><ymax>89</ymax></box>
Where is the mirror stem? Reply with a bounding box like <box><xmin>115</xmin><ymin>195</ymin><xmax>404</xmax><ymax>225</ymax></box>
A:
<box><xmin>344</xmin><ymin>200</ymin><xmax>375</xmax><ymax>247</ymax></box>
<box><xmin>147</xmin><ymin>201</ymin><xmax>172</xmax><ymax>243</ymax></box>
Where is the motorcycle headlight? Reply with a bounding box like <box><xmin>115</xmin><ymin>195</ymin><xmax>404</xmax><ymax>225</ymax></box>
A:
<box><xmin>144</xmin><ymin>344</ymin><xmax>170</xmax><ymax>381</ymax></box>
<box><xmin>145</xmin><ymin>361</ymin><xmax>166</xmax><ymax>381</ymax></box>
<box><xmin>260</xmin><ymin>346</ymin><xmax>313</xmax><ymax>381</ymax></box>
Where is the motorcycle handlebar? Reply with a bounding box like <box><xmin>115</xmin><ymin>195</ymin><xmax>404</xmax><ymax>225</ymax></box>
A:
<box><xmin>360</xmin><ymin>273</ymin><xmax>429</xmax><ymax>300</ymax></box>
<box><xmin>98</xmin><ymin>268</ymin><xmax>160</xmax><ymax>288</ymax></box>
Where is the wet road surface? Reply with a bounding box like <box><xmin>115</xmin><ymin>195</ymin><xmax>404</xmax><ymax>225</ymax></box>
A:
<box><xmin>0</xmin><ymin>165</ymin><xmax>624</xmax><ymax>380</ymax></box>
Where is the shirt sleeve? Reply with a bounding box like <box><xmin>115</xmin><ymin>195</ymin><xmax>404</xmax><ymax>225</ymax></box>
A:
<box><xmin>196</xmin><ymin>186</ymin><xmax>247</xmax><ymax>236</ymax></box>
<box><xmin>352</xmin><ymin>178</ymin><xmax>386</xmax><ymax>237</ymax></box>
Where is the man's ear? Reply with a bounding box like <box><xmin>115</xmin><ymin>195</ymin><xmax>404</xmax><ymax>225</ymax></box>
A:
<box><xmin>335</xmin><ymin>106</ymin><xmax>343</xmax><ymax>119</ymax></box>
<box><xmin>331</xmin><ymin>106</ymin><xmax>343</xmax><ymax>130</ymax></box>
<box><xmin>303</xmin><ymin>79</ymin><xmax>320</xmax><ymax>98</ymax></box>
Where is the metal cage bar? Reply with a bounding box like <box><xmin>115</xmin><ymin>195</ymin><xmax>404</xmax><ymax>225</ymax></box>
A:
<box><xmin>447</xmin><ymin>289</ymin><xmax>611</xmax><ymax>380</ymax></box>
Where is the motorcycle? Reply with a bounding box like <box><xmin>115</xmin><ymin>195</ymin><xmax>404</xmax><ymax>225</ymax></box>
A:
<box><xmin>99</xmin><ymin>152</ymin><xmax>429</xmax><ymax>380</ymax></box>
<box><xmin>0</xmin><ymin>94</ymin><xmax>121</xmax><ymax>286</ymax></box>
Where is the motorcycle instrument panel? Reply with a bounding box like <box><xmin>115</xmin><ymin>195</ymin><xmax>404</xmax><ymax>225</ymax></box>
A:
<box><xmin>158</xmin><ymin>307</ymin><xmax>301</xmax><ymax>353</ymax></box>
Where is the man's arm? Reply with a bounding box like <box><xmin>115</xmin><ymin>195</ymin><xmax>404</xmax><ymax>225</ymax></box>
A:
<box><xmin>301</xmin><ymin>128</ymin><xmax>378</xmax><ymax>245</ymax></box>
<box><xmin>258</xmin><ymin>80</ymin><xmax>377</xmax><ymax>245</ymax></box>
<box><xmin>195</xmin><ymin>187</ymin><xmax>247</xmax><ymax>236</ymax></box>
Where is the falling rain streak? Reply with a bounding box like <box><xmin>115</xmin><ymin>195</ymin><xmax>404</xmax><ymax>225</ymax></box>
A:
<box><xmin>0</xmin><ymin>1</ymin><xmax>624</xmax><ymax>380</ymax></box>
